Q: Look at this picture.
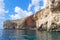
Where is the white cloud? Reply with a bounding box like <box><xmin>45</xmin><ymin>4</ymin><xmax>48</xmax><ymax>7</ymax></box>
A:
<box><xmin>42</xmin><ymin>0</ymin><xmax>47</xmax><ymax>9</ymax></box>
<box><xmin>28</xmin><ymin>0</ymin><xmax>47</xmax><ymax>12</ymax></box>
<box><xmin>0</xmin><ymin>0</ymin><xmax>9</xmax><ymax>18</ymax></box>
<box><xmin>34</xmin><ymin>5</ymin><xmax>40</xmax><ymax>12</ymax></box>
<box><xmin>32</xmin><ymin>0</ymin><xmax>41</xmax><ymax>5</ymax></box>
<box><xmin>10</xmin><ymin>0</ymin><xmax>48</xmax><ymax>20</ymax></box>
<box><xmin>28</xmin><ymin>4</ymin><xmax>32</xmax><ymax>11</ymax></box>
<box><xmin>0</xmin><ymin>0</ymin><xmax>9</xmax><ymax>29</ymax></box>
<box><xmin>28</xmin><ymin>0</ymin><xmax>41</xmax><ymax>12</ymax></box>
<box><xmin>10</xmin><ymin>6</ymin><xmax>32</xmax><ymax>20</ymax></box>
<box><xmin>10</xmin><ymin>14</ymin><xmax>21</xmax><ymax>20</ymax></box>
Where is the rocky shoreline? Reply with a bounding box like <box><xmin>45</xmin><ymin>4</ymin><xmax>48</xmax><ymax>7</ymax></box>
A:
<box><xmin>3</xmin><ymin>0</ymin><xmax>60</xmax><ymax>31</ymax></box>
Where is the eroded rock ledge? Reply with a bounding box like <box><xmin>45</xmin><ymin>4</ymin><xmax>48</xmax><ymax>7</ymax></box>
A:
<box><xmin>3</xmin><ymin>0</ymin><xmax>60</xmax><ymax>31</ymax></box>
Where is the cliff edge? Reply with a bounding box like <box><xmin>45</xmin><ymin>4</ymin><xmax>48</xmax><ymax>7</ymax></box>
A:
<box><xmin>3</xmin><ymin>0</ymin><xmax>60</xmax><ymax>31</ymax></box>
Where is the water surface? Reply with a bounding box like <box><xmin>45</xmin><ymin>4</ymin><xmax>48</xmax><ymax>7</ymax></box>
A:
<box><xmin>0</xmin><ymin>29</ymin><xmax>60</xmax><ymax>40</ymax></box>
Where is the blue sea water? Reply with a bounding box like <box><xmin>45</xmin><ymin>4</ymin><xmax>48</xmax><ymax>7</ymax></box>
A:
<box><xmin>0</xmin><ymin>29</ymin><xmax>60</xmax><ymax>40</ymax></box>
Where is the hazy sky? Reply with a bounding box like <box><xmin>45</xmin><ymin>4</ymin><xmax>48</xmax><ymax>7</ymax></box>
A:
<box><xmin>0</xmin><ymin>0</ymin><xmax>47</xmax><ymax>29</ymax></box>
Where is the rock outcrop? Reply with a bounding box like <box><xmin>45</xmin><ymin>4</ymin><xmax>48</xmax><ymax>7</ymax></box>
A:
<box><xmin>3</xmin><ymin>0</ymin><xmax>60</xmax><ymax>31</ymax></box>
<box><xmin>34</xmin><ymin>0</ymin><xmax>60</xmax><ymax>31</ymax></box>
<box><xmin>3</xmin><ymin>20</ymin><xmax>17</xmax><ymax>29</ymax></box>
<box><xmin>3</xmin><ymin>15</ymin><xmax>36</xmax><ymax>30</ymax></box>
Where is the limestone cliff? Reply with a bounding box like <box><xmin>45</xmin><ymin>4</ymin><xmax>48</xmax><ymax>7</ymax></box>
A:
<box><xmin>33</xmin><ymin>0</ymin><xmax>60</xmax><ymax>31</ymax></box>
<box><xmin>3</xmin><ymin>0</ymin><xmax>60</xmax><ymax>31</ymax></box>
<box><xmin>3</xmin><ymin>15</ymin><xmax>36</xmax><ymax>29</ymax></box>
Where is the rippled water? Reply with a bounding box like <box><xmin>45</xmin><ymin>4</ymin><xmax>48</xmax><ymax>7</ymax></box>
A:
<box><xmin>0</xmin><ymin>29</ymin><xmax>60</xmax><ymax>40</ymax></box>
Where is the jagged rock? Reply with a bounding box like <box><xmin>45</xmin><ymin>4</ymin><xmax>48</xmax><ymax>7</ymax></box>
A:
<box><xmin>3</xmin><ymin>20</ymin><xmax>17</xmax><ymax>29</ymax></box>
<box><xmin>3</xmin><ymin>15</ymin><xmax>36</xmax><ymax>30</ymax></box>
<box><xmin>3</xmin><ymin>0</ymin><xmax>60</xmax><ymax>31</ymax></box>
<box><xmin>25</xmin><ymin>15</ymin><xmax>36</xmax><ymax>28</ymax></box>
<box><xmin>34</xmin><ymin>0</ymin><xmax>60</xmax><ymax>31</ymax></box>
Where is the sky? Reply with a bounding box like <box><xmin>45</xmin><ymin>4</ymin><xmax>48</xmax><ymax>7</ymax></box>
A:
<box><xmin>0</xmin><ymin>0</ymin><xmax>47</xmax><ymax>29</ymax></box>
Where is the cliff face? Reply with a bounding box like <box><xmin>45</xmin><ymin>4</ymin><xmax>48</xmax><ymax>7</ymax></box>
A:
<box><xmin>3</xmin><ymin>0</ymin><xmax>60</xmax><ymax>31</ymax></box>
<box><xmin>34</xmin><ymin>0</ymin><xmax>60</xmax><ymax>31</ymax></box>
<box><xmin>3</xmin><ymin>20</ymin><xmax>17</xmax><ymax>29</ymax></box>
<box><xmin>3</xmin><ymin>15</ymin><xmax>36</xmax><ymax>29</ymax></box>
